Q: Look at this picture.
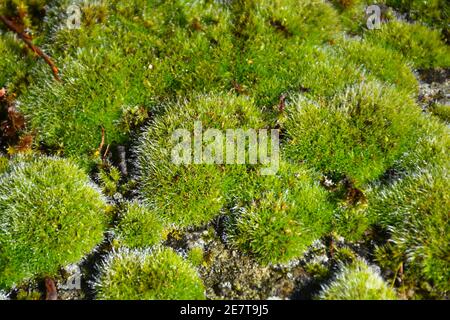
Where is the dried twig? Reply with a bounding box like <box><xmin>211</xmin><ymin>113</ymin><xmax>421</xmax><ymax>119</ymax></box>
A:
<box><xmin>102</xmin><ymin>144</ymin><xmax>110</xmax><ymax>162</ymax></box>
<box><xmin>98</xmin><ymin>127</ymin><xmax>105</xmax><ymax>155</ymax></box>
<box><xmin>0</xmin><ymin>15</ymin><xmax>61</xmax><ymax>81</ymax></box>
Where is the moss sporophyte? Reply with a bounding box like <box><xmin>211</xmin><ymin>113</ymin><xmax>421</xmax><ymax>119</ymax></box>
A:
<box><xmin>171</xmin><ymin>121</ymin><xmax>280</xmax><ymax>175</ymax></box>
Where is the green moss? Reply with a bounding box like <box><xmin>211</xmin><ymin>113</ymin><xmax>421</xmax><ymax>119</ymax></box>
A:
<box><xmin>335</xmin><ymin>38</ymin><xmax>418</xmax><ymax>94</ymax></box>
<box><xmin>251</xmin><ymin>0</ymin><xmax>341</xmax><ymax>42</ymax></box>
<box><xmin>369</xmin><ymin>166</ymin><xmax>449</xmax><ymax>292</ymax></box>
<box><xmin>305</xmin><ymin>260</ymin><xmax>331</xmax><ymax>280</ymax></box>
<box><xmin>97</xmin><ymin>166</ymin><xmax>121</xmax><ymax>197</ymax></box>
<box><xmin>429</xmin><ymin>103</ymin><xmax>450</xmax><ymax>123</ymax></box>
<box><xmin>330</xmin><ymin>0</ymin><xmax>368</xmax><ymax>34</ymax></box>
<box><xmin>366</xmin><ymin>20</ymin><xmax>450</xmax><ymax>69</ymax></box>
<box><xmin>1</xmin><ymin>0</ymin><xmax>449</xmax><ymax>300</ymax></box>
<box><xmin>383</xmin><ymin>0</ymin><xmax>449</xmax><ymax>34</ymax></box>
<box><xmin>94</xmin><ymin>247</ymin><xmax>205</xmax><ymax>300</ymax></box>
<box><xmin>239</xmin><ymin>40</ymin><xmax>365</xmax><ymax>107</ymax></box>
<box><xmin>0</xmin><ymin>32</ymin><xmax>33</xmax><ymax>92</ymax></box>
<box><xmin>15</xmin><ymin>288</ymin><xmax>41</xmax><ymax>300</ymax></box>
<box><xmin>136</xmin><ymin>93</ymin><xmax>265</xmax><ymax>228</ymax></box>
<box><xmin>394</xmin><ymin>114</ymin><xmax>450</xmax><ymax>174</ymax></box>
<box><xmin>0</xmin><ymin>156</ymin><xmax>108</xmax><ymax>288</ymax></box>
<box><xmin>228</xmin><ymin>0</ymin><xmax>350</xmax><ymax>107</ymax></box>
<box><xmin>318</xmin><ymin>259</ymin><xmax>397</xmax><ymax>300</ymax></box>
<box><xmin>115</xmin><ymin>201</ymin><xmax>164</xmax><ymax>249</ymax></box>
<box><xmin>284</xmin><ymin>81</ymin><xmax>422</xmax><ymax>185</ymax></box>
<box><xmin>0</xmin><ymin>156</ymin><xmax>8</xmax><ymax>175</ymax></box>
<box><xmin>227</xmin><ymin>162</ymin><xmax>334</xmax><ymax>264</ymax></box>
<box><xmin>18</xmin><ymin>0</ymin><xmax>235</xmax><ymax>169</ymax></box>
<box><xmin>0</xmin><ymin>0</ymin><xmax>49</xmax><ymax>31</ymax></box>
<box><xmin>333</xmin><ymin>206</ymin><xmax>370</xmax><ymax>242</ymax></box>
<box><xmin>187</xmin><ymin>246</ymin><xmax>205</xmax><ymax>267</ymax></box>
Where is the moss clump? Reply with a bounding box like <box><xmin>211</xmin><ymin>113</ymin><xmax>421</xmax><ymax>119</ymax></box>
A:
<box><xmin>394</xmin><ymin>115</ymin><xmax>449</xmax><ymax>174</ymax></box>
<box><xmin>228</xmin><ymin>163</ymin><xmax>334</xmax><ymax>264</ymax></box>
<box><xmin>0</xmin><ymin>156</ymin><xmax>108</xmax><ymax>288</ymax></box>
<box><xmin>229</xmin><ymin>0</ymin><xmax>351</xmax><ymax>107</ymax></box>
<box><xmin>429</xmin><ymin>103</ymin><xmax>450</xmax><ymax>123</ymax></box>
<box><xmin>318</xmin><ymin>259</ymin><xmax>397</xmax><ymax>300</ymax></box>
<box><xmin>333</xmin><ymin>206</ymin><xmax>370</xmax><ymax>242</ymax></box>
<box><xmin>335</xmin><ymin>38</ymin><xmax>418</xmax><ymax>94</ymax></box>
<box><xmin>284</xmin><ymin>81</ymin><xmax>422</xmax><ymax>185</ymax></box>
<box><xmin>115</xmin><ymin>201</ymin><xmax>164</xmax><ymax>249</ymax></box>
<box><xmin>94</xmin><ymin>247</ymin><xmax>205</xmax><ymax>300</ymax></box>
<box><xmin>136</xmin><ymin>93</ymin><xmax>264</xmax><ymax>228</ymax></box>
<box><xmin>18</xmin><ymin>0</ymin><xmax>235</xmax><ymax>169</ymax></box>
<box><xmin>366</xmin><ymin>20</ymin><xmax>450</xmax><ymax>69</ymax></box>
<box><xmin>384</xmin><ymin>0</ymin><xmax>449</xmax><ymax>35</ymax></box>
<box><xmin>0</xmin><ymin>33</ymin><xmax>33</xmax><ymax>92</ymax></box>
<box><xmin>187</xmin><ymin>246</ymin><xmax>205</xmax><ymax>267</ymax></box>
<box><xmin>249</xmin><ymin>0</ymin><xmax>341</xmax><ymax>42</ymax></box>
<box><xmin>239</xmin><ymin>40</ymin><xmax>364</xmax><ymax>107</ymax></box>
<box><xmin>369</xmin><ymin>166</ymin><xmax>449</xmax><ymax>292</ymax></box>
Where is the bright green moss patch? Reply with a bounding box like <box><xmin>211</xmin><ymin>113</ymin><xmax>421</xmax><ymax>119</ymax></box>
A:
<box><xmin>94</xmin><ymin>247</ymin><xmax>205</xmax><ymax>300</ymax></box>
<box><xmin>239</xmin><ymin>40</ymin><xmax>364</xmax><ymax>107</ymax></box>
<box><xmin>137</xmin><ymin>93</ymin><xmax>265</xmax><ymax>228</ymax></box>
<box><xmin>18</xmin><ymin>0</ymin><xmax>235</xmax><ymax>169</ymax></box>
<box><xmin>366</xmin><ymin>20</ymin><xmax>450</xmax><ymax>69</ymax></box>
<box><xmin>284</xmin><ymin>81</ymin><xmax>422</xmax><ymax>185</ymax></box>
<box><xmin>114</xmin><ymin>201</ymin><xmax>164</xmax><ymax>249</ymax></box>
<box><xmin>335</xmin><ymin>38</ymin><xmax>418</xmax><ymax>94</ymax></box>
<box><xmin>251</xmin><ymin>0</ymin><xmax>341</xmax><ymax>42</ymax></box>
<box><xmin>369</xmin><ymin>166</ymin><xmax>449</xmax><ymax>292</ymax></box>
<box><xmin>318</xmin><ymin>259</ymin><xmax>397</xmax><ymax>300</ymax></box>
<box><xmin>333</xmin><ymin>205</ymin><xmax>370</xmax><ymax>242</ymax></box>
<box><xmin>228</xmin><ymin>162</ymin><xmax>334</xmax><ymax>264</ymax></box>
<box><xmin>0</xmin><ymin>156</ymin><xmax>108</xmax><ymax>288</ymax></box>
<box><xmin>394</xmin><ymin>114</ymin><xmax>450</xmax><ymax>174</ymax></box>
<box><xmin>384</xmin><ymin>0</ymin><xmax>449</xmax><ymax>34</ymax></box>
<box><xmin>1</xmin><ymin>0</ymin><xmax>449</xmax><ymax>300</ymax></box>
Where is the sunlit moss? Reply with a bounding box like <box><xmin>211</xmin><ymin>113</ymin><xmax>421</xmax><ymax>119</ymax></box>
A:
<box><xmin>227</xmin><ymin>162</ymin><xmax>334</xmax><ymax>264</ymax></box>
<box><xmin>365</xmin><ymin>20</ymin><xmax>450</xmax><ymax>69</ymax></box>
<box><xmin>369</xmin><ymin>166</ymin><xmax>449</xmax><ymax>293</ymax></box>
<box><xmin>284</xmin><ymin>81</ymin><xmax>422</xmax><ymax>185</ymax></box>
<box><xmin>136</xmin><ymin>93</ymin><xmax>265</xmax><ymax>228</ymax></box>
<box><xmin>0</xmin><ymin>156</ymin><xmax>108</xmax><ymax>288</ymax></box>
<box><xmin>318</xmin><ymin>259</ymin><xmax>397</xmax><ymax>300</ymax></box>
<box><xmin>114</xmin><ymin>201</ymin><xmax>164</xmax><ymax>249</ymax></box>
<box><xmin>94</xmin><ymin>247</ymin><xmax>205</xmax><ymax>300</ymax></box>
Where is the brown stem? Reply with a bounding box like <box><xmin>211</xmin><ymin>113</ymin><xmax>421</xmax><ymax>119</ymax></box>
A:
<box><xmin>44</xmin><ymin>277</ymin><xmax>58</xmax><ymax>300</ymax></box>
<box><xmin>98</xmin><ymin>127</ymin><xmax>105</xmax><ymax>155</ymax></box>
<box><xmin>0</xmin><ymin>15</ymin><xmax>61</xmax><ymax>81</ymax></box>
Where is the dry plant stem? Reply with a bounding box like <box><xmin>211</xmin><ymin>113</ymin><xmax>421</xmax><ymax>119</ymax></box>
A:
<box><xmin>45</xmin><ymin>277</ymin><xmax>58</xmax><ymax>300</ymax></box>
<box><xmin>0</xmin><ymin>15</ymin><xmax>61</xmax><ymax>81</ymax></box>
<box><xmin>98</xmin><ymin>127</ymin><xmax>105</xmax><ymax>155</ymax></box>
